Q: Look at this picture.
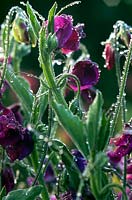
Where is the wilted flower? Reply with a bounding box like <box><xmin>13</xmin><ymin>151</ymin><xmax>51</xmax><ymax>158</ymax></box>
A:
<box><xmin>54</xmin><ymin>14</ymin><xmax>85</xmax><ymax>54</ymax></box>
<box><xmin>68</xmin><ymin>60</ymin><xmax>100</xmax><ymax>91</ymax></box>
<box><xmin>1</xmin><ymin>166</ymin><xmax>14</xmax><ymax>193</ymax></box>
<box><xmin>103</xmin><ymin>43</ymin><xmax>115</xmax><ymax>70</ymax></box>
<box><xmin>0</xmin><ymin>103</ymin><xmax>34</xmax><ymax>161</ymax></box>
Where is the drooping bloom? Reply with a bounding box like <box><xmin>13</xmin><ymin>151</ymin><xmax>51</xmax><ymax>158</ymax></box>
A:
<box><xmin>0</xmin><ymin>103</ymin><xmax>34</xmax><ymax>161</ymax></box>
<box><xmin>68</xmin><ymin>60</ymin><xmax>100</xmax><ymax>91</ymax></box>
<box><xmin>108</xmin><ymin>123</ymin><xmax>132</xmax><ymax>164</ymax></box>
<box><xmin>54</xmin><ymin>14</ymin><xmax>85</xmax><ymax>54</ymax></box>
<box><xmin>1</xmin><ymin>166</ymin><xmax>14</xmax><ymax>193</ymax></box>
<box><xmin>103</xmin><ymin>43</ymin><xmax>115</xmax><ymax>70</ymax></box>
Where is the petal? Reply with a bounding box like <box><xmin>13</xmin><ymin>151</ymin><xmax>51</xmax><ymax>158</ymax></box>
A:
<box><xmin>69</xmin><ymin>60</ymin><xmax>100</xmax><ymax>91</ymax></box>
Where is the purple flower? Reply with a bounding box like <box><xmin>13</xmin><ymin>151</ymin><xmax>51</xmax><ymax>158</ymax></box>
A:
<box><xmin>0</xmin><ymin>103</ymin><xmax>34</xmax><ymax>161</ymax></box>
<box><xmin>1</xmin><ymin>166</ymin><xmax>14</xmax><ymax>193</ymax></box>
<box><xmin>68</xmin><ymin>60</ymin><xmax>100</xmax><ymax>91</ymax></box>
<box><xmin>71</xmin><ymin>149</ymin><xmax>87</xmax><ymax>172</ymax></box>
<box><xmin>44</xmin><ymin>163</ymin><xmax>55</xmax><ymax>183</ymax></box>
<box><xmin>108</xmin><ymin>124</ymin><xmax>132</xmax><ymax>164</ymax></box>
<box><xmin>103</xmin><ymin>43</ymin><xmax>115</xmax><ymax>70</ymax></box>
<box><xmin>54</xmin><ymin>15</ymin><xmax>85</xmax><ymax>54</ymax></box>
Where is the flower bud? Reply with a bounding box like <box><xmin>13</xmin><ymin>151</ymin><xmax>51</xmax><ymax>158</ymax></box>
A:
<box><xmin>12</xmin><ymin>14</ymin><xmax>37</xmax><ymax>47</ymax></box>
<box><xmin>12</xmin><ymin>14</ymin><xmax>30</xmax><ymax>44</ymax></box>
<box><xmin>120</xmin><ymin>31</ymin><xmax>131</xmax><ymax>47</ymax></box>
<box><xmin>103</xmin><ymin>43</ymin><xmax>115</xmax><ymax>70</ymax></box>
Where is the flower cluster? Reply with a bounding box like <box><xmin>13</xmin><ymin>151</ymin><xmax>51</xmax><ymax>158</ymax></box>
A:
<box><xmin>0</xmin><ymin>103</ymin><xmax>34</xmax><ymax>161</ymax></box>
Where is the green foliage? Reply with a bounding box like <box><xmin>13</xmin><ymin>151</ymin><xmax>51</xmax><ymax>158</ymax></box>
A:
<box><xmin>47</xmin><ymin>2</ymin><xmax>57</xmax><ymax>34</ymax></box>
<box><xmin>51</xmin><ymin>139</ymin><xmax>81</xmax><ymax>190</ymax></box>
<box><xmin>2</xmin><ymin>185</ymin><xmax>43</xmax><ymax>200</ymax></box>
<box><xmin>51</xmin><ymin>99</ymin><xmax>89</xmax><ymax>158</ymax></box>
<box><xmin>85</xmin><ymin>90</ymin><xmax>103</xmax><ymax>153</ymax></box>
<box><xmin>5</xmin><ymin>68</ymin><xmax>34</xmax><ymax>119</ymax></box>
<box><xmin>26</xmin><ymin>2</ymin><xmax>41</xmax><ymax>39</ymax></box>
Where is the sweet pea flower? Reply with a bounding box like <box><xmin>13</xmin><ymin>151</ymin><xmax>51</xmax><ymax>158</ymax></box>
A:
<box><xmin>108</xmin><ymin>123</ymin><xmax>132</xmax><ymax>164</ymax></box>
<box><xmin>54</xmin><ymin>14</ymin><xmax>85</xmax><ymax>54</ymax></box>
<box><xmin>0</xmin><ymin>103</ymin><xmax>34</xmax><ymax>161</ymax></box>
<box><xmin>68</xmin><ymin>60</ymin><xmax>100</xmax><ymax>91</ymax></box>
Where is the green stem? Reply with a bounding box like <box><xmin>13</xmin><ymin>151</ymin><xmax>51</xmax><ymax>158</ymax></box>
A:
<box><xmin>115</xmin><ymin>49</ymin><xmax>127</xmax><ymax>193</ymax></box>
<box><xmin>110</xmin><ymin>39</ymin><xmax>132</xmax><ymax>137</ymax></box>
<box><xmin>39</xmin><ymin>28</ymin><xmax>68</xmax><ymax>108</ymax></box>
<box><xmin>0</xmin><ymin>13</ymin><xmax>10</xmax><ymax>89</ymax></box>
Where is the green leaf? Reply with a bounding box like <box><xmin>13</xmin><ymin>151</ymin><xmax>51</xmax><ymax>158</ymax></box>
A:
<box><xmin>26</xmin><ymin>2</ymin><xmax>40</xmax><ymax>38</ymax></box>
<box><xmin>51</xmin><ymin>99</ymin><xmax>88</xmax><ymax>158</ymax></box>
<box><xmin>85</xmin><ymin>90</ymin><xmax>103</xmax><ymax>152</ymax></box>
<box><xmin>48</xmin><ymin>2</ymin><xmax>57</xmax><ymax>34</ymax></box>
<box><xmin>2</xmin><ymin>185</ymin><xmax>42</xmax><ymax>200</ymax></box>
<box><xmin>5</xmin><ymin>68</ymin><xmax>34</xmax><ymax>119</ymax></box>
<box><xmin>97</xmin><ymin>113</ymin><xmax>110</xmax><ymax>151</ymax></box>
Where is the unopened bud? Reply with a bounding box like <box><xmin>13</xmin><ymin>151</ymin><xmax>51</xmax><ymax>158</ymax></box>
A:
<box><xmin>12</xmin><ymin>14</ymin><xmax>30</xmax><ymax>44</ymax></box>
<box><xmin>12</xmin><ymin>14</ymin><xmax>37</xmax><ymax>47</ymax></box>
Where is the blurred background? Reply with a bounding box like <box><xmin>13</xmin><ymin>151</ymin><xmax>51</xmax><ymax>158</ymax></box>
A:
<box><xmin>0</xmin><ymin>0</ymin><xmax>132</xmax><ymax>118</ymax></box>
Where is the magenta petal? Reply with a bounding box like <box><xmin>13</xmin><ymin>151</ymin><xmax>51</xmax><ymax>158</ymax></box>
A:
<box><xmin>69</xmin><ymin>60</ymin><xmax>100</xmax><ymax>91</ymax></box>
<box><xmin>54</xmin><ymin>15</ymin><xmax>73</xmax><ymax>48</ymax></box>
<box><xmin>61</xmin><ymin>29</ymin><xmax>79</xmax><ymax>54</ymax></box>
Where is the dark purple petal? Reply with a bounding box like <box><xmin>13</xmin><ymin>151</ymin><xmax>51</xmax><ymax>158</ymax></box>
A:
<box><xmin>0</xmin><ymin>104</ymin><xmax>22</xmax><ymax>147</ymax></box>
<box><xmin>54</xmin><ymin>15</ymin><xmax>73</xmax><ymax>48</ymax></box>
<box><xmin>107</xmin><ymin>151</ymin><xmax>122</xmax><ymax>163</ymax></box>
<box><xmin>0</xmin><ymin>103</ymin><xmax>34</xmax><ymax>161</ymax></box>
<box><xmin>69</xmin><ymin>60</ymin><xmax>100</xmax><ymax>91</ymax></box>
<box><xmin>1</xmin><ymin>166</ymin><xmax>14</xmax><ymax>193</ymax></box>
<box><xmin>61</xmin><ymin>29</ymin><xmax>79</xmax><ymax>54</ymax></box>
<box><xmin>6</xmin><ymin>130</ymin><xmax>34</xmax><ymax>161</ymax></box>
<box><xmin>71</xmin><ymin>149</ymin><xmax>87</xmax><ymax>172</ymax></box>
